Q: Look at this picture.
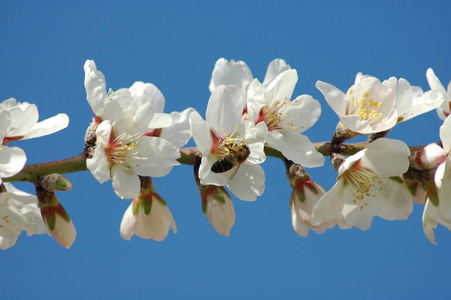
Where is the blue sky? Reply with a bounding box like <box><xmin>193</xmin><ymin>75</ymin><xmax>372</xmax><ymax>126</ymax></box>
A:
<box><xmin>1</xmin><ymin>1</ymin><xmax>450</xmax><ymax>299</ymax></box>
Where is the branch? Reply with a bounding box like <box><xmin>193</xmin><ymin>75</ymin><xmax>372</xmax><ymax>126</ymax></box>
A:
<box><xmin>2</xmin><ymin>142</ymin><xmax>428</xmax><ymax>183</ymax></box>
<box><xmin>3</xmin><ymin>152</ymin><xmax>88</xmax><ymax>183</ymax></box>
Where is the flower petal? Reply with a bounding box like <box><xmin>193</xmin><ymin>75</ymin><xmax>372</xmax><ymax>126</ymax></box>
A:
<box><xmin>111</xmin><ymin>166</ymin><xmax>141</xmax><ymax>199</ymax></box>
<box><xmin>129</xmin><ymin>81</ymin><xmax>165</xmax><ymax>113</ymax></box>
<box><xmin>227</xmin><ymin>164</ymin><xmax>265</xmax><ymax>201</ymax></box>
<box><xmin>267</xmin><ymin>131</ymin><xmax>324</xmax><ymax>168</ymax></box>
<box><xmin>130</xmin><ymin>136</ymin><xmax>180</xmax><ymax>178</ymax></box>
<box><xmin>440</xmin><ymin>115</ymin><xmax>451</xmax><ymax>153</ymax></box>
<box><xmin>189</xmin><ymin>111</ymin><xmax>212</xmax><ymax>155</ymax></box>
<box><xmin>265</xmin><ymin>69</ymin><xmax>297</xmax><ymax>103</ymax></box>
<box><xmin>209</xmin><ymin>58</ymin><xmax>253</xmax><ymax>93</ymax></box>
<box><xmin>161</xmin><ymin>108</ymin><xmax>195</xmax><ymax>148</ymax></box>
<box><xmin>0</xmin><ymin>146</ymin><xmax>26</xmax><ymax>179</ymax></box>
<box><xmin>206</xmin><ymin>85</ymin><xmax>244</xmax><ymax>135</ymax></box>
<box><xmin>311</xmin><ymin>181</ymin><xmax>345</xmax><ymax>226</ymax></box>
<box><xmin>22</xmin><ymin>113</ymin><xmax>69</xmax><ymax>140</ymax></box>
<box><xmin>84</xmin><ymin>60</ymin><xmax>107</xmax><ymax>114</ymax></box>
<box><xmin>316</xmin><ymin>80</ymin><xmax>347</xmax><ymax>116</ymax></box>
<box><xmin>360</xmin><ymin>138</ymin><xmax>410</xmax><ymax>177</ymax></box>
<box><xmin>119</xmin><ymin>204</ymin><xmax>136</xmax><ymax>241</ymax></box>
<box><xmin>262</xmin><ymin>59</ymin><xmax>291</xmax><ymax>86</ymax></box>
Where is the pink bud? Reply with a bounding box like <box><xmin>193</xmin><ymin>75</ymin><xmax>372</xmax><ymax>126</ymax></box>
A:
<box><xmin>410</xmin><ymin>143</ymin><xmax>447</xmax><ymax>170</ymax></box>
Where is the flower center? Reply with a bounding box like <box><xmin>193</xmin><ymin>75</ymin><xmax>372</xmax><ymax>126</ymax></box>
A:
<box><xmin>341</xmin><ymin>164</ymin><xmax>383</xmax><ymax>210</ymax></box>
<box><xmin>105</xmin><ymin>132</ymin><xmax>148</xmax><ymax>170</ymax></box>
<box><xmin>348</xmin><ymin>90</ymin><xmax>387</xmax><ymax>123</ymax></box>
<box><xmin>257</xmin><ymin>100</ymin><xmax>302</xmax><ymax>131</ymax></box>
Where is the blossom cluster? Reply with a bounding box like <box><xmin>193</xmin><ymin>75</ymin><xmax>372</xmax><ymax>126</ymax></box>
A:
<box><xmin>1</xmin><ymin>58</ymin><xmax>451</xmax><ymax>249</ymax></box>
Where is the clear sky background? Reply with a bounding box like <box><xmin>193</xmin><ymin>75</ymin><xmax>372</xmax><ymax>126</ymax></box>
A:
<box><xmin>1</xmin><ymin>1</ymin><xmax>450</xmax><ymax>299</ymax></box>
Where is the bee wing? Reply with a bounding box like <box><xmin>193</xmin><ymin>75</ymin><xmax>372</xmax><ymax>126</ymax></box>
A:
<box><xmin>228</xmin><ymin>164</ymin><xmax>241</xmax><ymax>181</ymax></box>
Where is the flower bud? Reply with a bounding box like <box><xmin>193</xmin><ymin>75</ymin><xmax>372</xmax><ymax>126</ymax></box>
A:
<box><xmin>285</xmin><ymin>161</ymin><xmax>335</xmax><ymax>237</ymax></box>
<box><xmin>410</xmin><ymin>143</ymin><xmax>447</xmax><ymax>170</ymax></box>
<box><xmin>36</xmin><ymin>185</ymin><xmax>76</xmax><ymax>248</ymax></box>
<box><xmin>39</xmin><ymin>173</ymin><xmax>72</xmax><ymax>192</ymax></box>
<box><xmin>194</xmin><ymin>158</ymin><xmax>235</xmax><ymax>236</ymax></box>
<box><xmin>202</xmin><ymin>185</ymin><xmax>235</xmax><ymax>237</ymax></box>
<box><xmin>120</xmin><ymin>177</ymin><xmax>177</xmax><ymax>241</ymax></box>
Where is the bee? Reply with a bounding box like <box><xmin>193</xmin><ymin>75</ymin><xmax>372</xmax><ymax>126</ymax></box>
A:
<box><xmin>211</xmin><ymin>139</ymin><xmax>250</xmax><ymax>174</ymax></box>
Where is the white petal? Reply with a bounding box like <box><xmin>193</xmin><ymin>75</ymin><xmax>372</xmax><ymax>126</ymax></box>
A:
<box><xmin>147</xmin><ymin>113</ymin><xmax>172</xmax><ymax>130</ymax></box>
<box><xmin>315</xmin><ymin>81</ymin><xmax>347</xmax><ymax>115</ymax></box>
<box><xmin>206</xmin><ymin>196</ymin><xmax>235</xmax><ymax>237</ymax></box>
<box><xmin>367</xmin><ymin>179</ymin><xmax>413</xmax><ymax>221</ymax></box>
<box><xmin>262</xmin><ymin>59</ymin><xmax>291</xmax><ymax>86</ymax></box>
<box><xmin>84</xmin><ymin>60</ymin><xmax>107</xmax><ymax>114</ymax></box>
<box><xmin>392</xmin><ymin>78</ymin><xmax>413</xmax><ymax>117</ymax></box>
<box><xmin>0</xmin><ymin>110</ymin><xmax>11</xmax><ymax>140</ymax></box>
<box><xmin>22</xmin><ymin>113</ymin><xmax>69</xmax><ymax>140</ymax></box>
<box><xmin>285</xmin><ymin>95</ymin><xmax>321</xmax><ymax>133</ymax></box>
<box><xmin>341</xmin><ymin>202</ymin><xmax>374</xmax><ymax>231</ymax></box>
<box><xmin>311</xmin><ymin>181</ymin><xmax>345</xmax><ymax>226</ymax></box>
<box><xmin>199</xmin><ymin>153</ymin><xmax>229</xmax><ymax>186</ymax></box>
<box><xmin>440</xmin><ymin>115</ymin><xmax>451</xmax><ymax>153</ymax></box>
<box><xmin>0</xmin><ymin>236</ymin><xmax>18</xmax><ymax>250</ymax></box>
<box><xmin>267</xmin><ymin>131</ymin><xmax>324</xmax><ymax>167</ymax></box>
<box><xmin>161</xmin><ymin>108</ymin><xmax>195</xmax><ymax>148</ymax></box>
<box><xmin>111</xmin><ymin>166</ymin><xmax>141</xmax><ymax>199</ymax></box>
<box><xmin>209</xmin><ymin>58</ymin><xmax>253</xmax><ymax>93</ymax></box>
<box><xmin>291</xmin><ymin>204</ymin><xmax>310</xmax><ymax>237</ymax></box>
<box><xmin>361</xmin><ymin>138</ymin><xmax>410</xmax><ymax>177</ymax></box>
<box><xmin>401</xmin><ymin>90</ymin><xmax>443</xmax><ymax>122</ymax></box>
<box><xmin>206</xmin><ymin>85</ymin><xmax>244</xmax><ymax>135</ymax></box>
<box><xmin>0</xmin><ymin>146</ymin><xmax>26</xmax><ymax>178</ymax></box>
<box><xmin>227</xmin><ymin>164</ymin><xmax>265</xmax><ymax>201</ymax></box>
<box><xmin>129</xmin><ymin>81</ymin><xmax>165</xmax><ymax>113</ymax></box>
<box><xmin>86</xmin><ymin>146</ymin><xmax>111</xmax><ymax>184</ymax></box>
<box><xmin>422</xmin><ymin>200</ymin><xmax>438</xmax><ymax>245</ymax></box>
<box><xmin>265</xmin><ymin>69</ymin><xmax>297</xmax><ymax>103</ymax></box>
<box><xmin>120</xmin><ymin>204</ymin><xmax>136</xmax><ymax>241</ymax></box>
<box><xmin>426</xmin><ymin>68</ymin><xmax>448</xmax><ymax>96</ymax></box>
<box><xmin>189</xmin><ymin>111</ymin><xmax>212</xmax><ymax>155</ymax></box>
<box><xmin>130</xmin><ymin>137</ymin><xmax>180</xmax><ymax>178</ymax></box>
<box><xmin>436</xmin><ymin>159</ymin><xmax>451</xmax><ymax>222</ymax></box>
<box><xmin>6</xmin><ymin>102</ymin><xmax>39</xmax><ymax>137</ymax></box>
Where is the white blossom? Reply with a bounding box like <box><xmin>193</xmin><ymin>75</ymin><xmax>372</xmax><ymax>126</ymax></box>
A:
<box><xmin>87</xmin><ymin>120</ymin><xmax>180</xmax><ymax>199</ymax></box>
<box><xmin>312</xmin><ymin>138</ymin><xmax>412</xmax><ymax>230</ymax></box>
<box><xmin>189</xmin><ymin>85</ymin><xmax>266</xmax><ymax>201</ymax></box>
<box><xmin>316</xmin><ymin>76</ymin><xmax>398</xmax><ymax>134</ymax></box>
<box><xmin>247</xmin><ymin>69</ymin><xmax>324</xmax><ymax>167</ymax></box>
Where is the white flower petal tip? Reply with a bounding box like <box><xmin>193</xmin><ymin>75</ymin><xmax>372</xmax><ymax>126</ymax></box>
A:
<box><xmin>209</xmin><ymin>58</ymin><xmax>253</xmax><ymax>94</ymax></box>
<box><xmin>41</xmin><ymin>203</ymin><xmax>76</xmax><ymax>249</ymax></box>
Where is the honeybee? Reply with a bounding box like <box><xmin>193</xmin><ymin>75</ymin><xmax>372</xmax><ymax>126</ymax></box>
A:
<box><xmin>211</xmin><ymin>139</ymin><xmax>250</xmax><ymax>175</ymax></box>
